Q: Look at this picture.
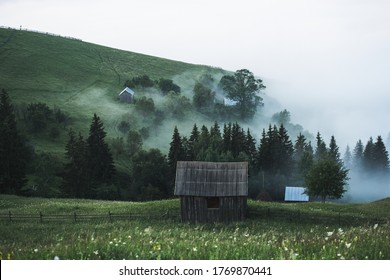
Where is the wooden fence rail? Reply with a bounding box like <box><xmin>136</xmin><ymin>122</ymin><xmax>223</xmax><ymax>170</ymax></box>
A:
<box><xmin>247</xmin><ymin>207</ymin><xmax>389</xmax><ymax>226</ymax></box>
<box><xmin>0</xmin><ymin>210</ymin><xmax>180</xmax><ymax>223</ymax></box>
<box><xmin>1</xmin><ymin>208</ymin><xmax>388</xmax><ymax>225</ymax></box>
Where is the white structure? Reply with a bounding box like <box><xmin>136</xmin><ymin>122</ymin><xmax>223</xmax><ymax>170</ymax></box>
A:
<box><xmin>284</xmin><ymin>186</ymin><xmax>309</xmax><ymax>202</ymax></box>
<box><xmin>223</xmin><ymin>97</ymin><xmax>238</xmax><ymax>106</ymax></box>
<box><xmin>118</xmin><ymin>87</ymin><xmax>135</xmax><ymax>103</ymax></box>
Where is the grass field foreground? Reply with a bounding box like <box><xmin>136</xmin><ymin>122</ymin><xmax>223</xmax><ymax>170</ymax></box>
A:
<box><xmin>0</xmin><ymin>195</ymin><xmax>389</xmax><ymax>260</ymax></box>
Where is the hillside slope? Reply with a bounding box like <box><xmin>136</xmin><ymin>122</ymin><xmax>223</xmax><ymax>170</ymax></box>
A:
<box><xmin>0</xmin><ymin>27</ymin><xmax>225</xmax><ymax>154</ymax></box>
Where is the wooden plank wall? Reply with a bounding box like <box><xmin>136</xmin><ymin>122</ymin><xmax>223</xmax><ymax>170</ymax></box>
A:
<box><xmin>180</xmin><ymin>196</ymin><xmax>247</xmax><ymax>223</ymax></box>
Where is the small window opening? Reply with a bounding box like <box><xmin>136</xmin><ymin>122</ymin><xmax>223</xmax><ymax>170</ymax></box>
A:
<box><xmin>207</xmin><ymin>197</ymin><xmax>220</xmax><ymax>209</ymax></box>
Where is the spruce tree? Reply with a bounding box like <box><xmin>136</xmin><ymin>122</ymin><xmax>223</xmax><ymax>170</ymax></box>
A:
<box><xmin>328</xmin><ymin>135</ymin><xmax>341</xmax><ymax>163</ymax></box>
<box><xmin>0</xmin><ymin>89</ymin><xmax>29</xmax><ymax>194</ymax></box>
<box><xmin>343</xmin><ymin>145</ymin><xmax>353</xmax><ymax>170</ymax></box>
<box><xmin>222</xmin><ymin>122</ymin><xmax>232</xmax><ymax>153</ymax></box>
<box><xmin>187</xmin><ymin>124</ymin><xmax>199</xmax><ymax>160</ymax></box>
<box><xmin>353</xmin><ymin>140</ymin><xmax>364</xmax><ymax>170</ymax></box>
<box><xmin>245</xmin><ymin>128</ymin><xmax>257</xmax><ymax>169</ymax></box>
<box><xmin>86</xmin><ymin>114</ymin><xmax>115</xmax><ymax>186</ymax></box>
<box><xmin>314</xmin><ymin>132</ymin><xmax>327</xmax><ymax>161</ymax></box>
<box><xmin>62</xmin><ymin>130</ymin><xmax>88</xmax><ymax>198</ymax></box>
<box><xmin>373</xmin><ymin>136</ymin><xmax>390</xmax><ymax>173</ymax></box>
<box><xmin>168</xmin><ymin>126</ymin><xmax>184</xmax><ymax>169</ymax></box>
<box><xmin>363</xmin><ymin>137</ymin><xmax>375</xmax><ymax>172</ymax></box>
<box><xmin>278</xmin><ymin>124</ymin><xmax>294</xmax><ymax>176</ymax></box>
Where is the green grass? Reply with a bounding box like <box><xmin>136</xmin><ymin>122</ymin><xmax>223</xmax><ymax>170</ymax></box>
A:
<box><xmin>1</xmin><ymin>195</ymin><xmax>389</xmax><ymax>260</ymax></box>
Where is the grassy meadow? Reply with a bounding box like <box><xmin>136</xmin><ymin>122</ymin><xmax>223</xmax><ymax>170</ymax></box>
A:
<box><xmin>0</xmin><ymin>27</ymin><xmax>225</xmax><ymax>156</ymax></box>
<box><xmin>1</xmin><ymin>195</ymin><xmax>389</xmax><ymax>260</ymax></box>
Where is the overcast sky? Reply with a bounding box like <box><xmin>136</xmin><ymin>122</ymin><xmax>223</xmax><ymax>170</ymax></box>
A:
<box><xmin>2</xmin><ymin>0</ymin><xmax>390</xmax><ymax>151</ymax></box>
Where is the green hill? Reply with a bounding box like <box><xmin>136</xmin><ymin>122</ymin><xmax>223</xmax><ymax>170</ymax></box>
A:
<box><xmin>0</xmin><ymin>27</ymin><xmax>225</xmax><ymax>155</ymax></box>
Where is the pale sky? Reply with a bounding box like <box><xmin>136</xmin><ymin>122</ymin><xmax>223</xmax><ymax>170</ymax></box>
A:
<box><xmin>1</xmin><ymin>0</ymin><xmax>390</xmax><ymax>150</ymax></box>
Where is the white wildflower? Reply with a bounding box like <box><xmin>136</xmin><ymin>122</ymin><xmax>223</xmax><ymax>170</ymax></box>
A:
<box><xmin>345</xmin><ymin>243</ymin><xmax>352</xmax><ymax>249</ymax></box>
<box><xmin>373</xmin><ymin>224</ymin><xmax>379</xmax><ymax>230</ymax></box>
<box><xmin>327</xmin><ymin>231</ymin><xmax>334</xmax><ymax>237</ymax></box>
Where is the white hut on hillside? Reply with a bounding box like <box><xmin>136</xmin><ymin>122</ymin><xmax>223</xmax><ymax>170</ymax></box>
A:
<box><xmin>118</xmin><ymin>87</ymin><xmax>135</xmax><ymax>103</ymax></box>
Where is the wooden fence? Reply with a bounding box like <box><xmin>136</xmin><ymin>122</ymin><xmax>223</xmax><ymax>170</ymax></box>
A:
<box><xmin>0</xmin><ymin>210</ymin><xmax>180</xmax><ymax>223</ymax></box>
<box><xmin>0</xmin><ymin>207</ymin><xmax>388</xmax><ymax>225</ymax></box>
<box><xmin>247</xmin><ymin>207</ymin><xmax>389</xmax><ymax>226</ymax></box>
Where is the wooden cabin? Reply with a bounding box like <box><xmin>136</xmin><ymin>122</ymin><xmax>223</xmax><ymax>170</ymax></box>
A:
<box><xmin>174</xmin><ymin>161</ymin><xmax>248</xmax><ymax>223</ymax></box>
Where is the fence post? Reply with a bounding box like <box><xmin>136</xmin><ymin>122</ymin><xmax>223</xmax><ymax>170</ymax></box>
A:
<box><xmin>39</xmin><ymin>211</ymin><xmax>43</xmax><ymax>223</ymax></box>
<box><xmin>8</xmin><ymin>210</ymin><xmax>12</xmax><ymax>222</ymax></box>
<box><xmin>338</xmin><ymin>212</ymin><xmax>341</xmax><ymax>226</ymax></box>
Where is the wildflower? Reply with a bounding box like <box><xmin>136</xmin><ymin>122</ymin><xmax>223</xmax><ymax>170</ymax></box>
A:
<box><xmin>192</xmin><ymin>247</ymin><xmax>197</xmax><ymax>252</ymax></box>
<box><xmin>327</xmin><ymin>231</ymin><xmax>333</xmax><ymax>237</ymax></box>
<box><xmin>373</xmin><ymin>224</ymin><xmax>379</xmax><ymax>230</ymax></box>
<box><xmin>93</xmin><ymin>250</ymin><xmax>99</xmax><ymax>255</ymax></box>
<box><xmin>345</xmin><ymin>243</ymin><xmax>352</xmax><ymax>249</ymax></box>
<box><xmin>109</xmin><ymin>241</ymin><xmax>113</xmax><ymax>245</ymax></box>
<box><xmin>34</xmin><ymin>249</ymin><xmax>38</xmax><ymax>253</ymax></box>
<box><xmin>153</xmin><ymin>243</ymin><xmax>161</xmax><ymax>251</ymax></box>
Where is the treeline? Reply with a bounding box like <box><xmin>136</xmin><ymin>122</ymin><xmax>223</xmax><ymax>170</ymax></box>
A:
<box><xmin>1</xmin><ymin>88</ymin><xmax>389</xmax><ymax>202</ymax></box>
<box><xmin>168</xmin><ymin>123</ymin><xmax>389</xmax><ymax>201</ymax></box>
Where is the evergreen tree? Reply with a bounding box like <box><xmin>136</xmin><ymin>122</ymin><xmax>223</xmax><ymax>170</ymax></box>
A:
<box><xmin>353</xmin><ymin>140</ymin><xmax>364</xmax><ymax>170</ymax></box>
<box><xmin>0</xmin><ymin>89</ymin><xmax>29</xmax><ymax>194</ymax></box>
<box><xmin>373</xmin><ymin>136</ymin><xmax>390</xmax><ymax>173</ymax></box>
<box><xmin>328</xmin><ymin>135</ymin><xmax>341</xmax><ymax>163</ymax></box>
<box><xmin>62</xmin><ymin>130</ymin><xmax>88</xmax><ymax>198</ymax></box>
<box><xmin>294</xmin><ymin>133</ymin><xmax>307</xmax><ymax>163</ymax></box>
<box><xmin>343</xmin><ymin>145</ymin><xmax>353</xmax><ymax>170</ymax></box>
<box><xmin>363</xmin><ymin>137</ymin><xmax>375</xmax><ymax>172</ymax></box>
<box><xmin>278</xmin><ymin>124</ymin><xmax>294</xmax><ymax>176</ymax></box>
<box><xmin>86</xmin><ymin>114</ymin><xmax>116</xmax><ymax>186</ymax></box>
<box><xmin>209</xmin><ymin>121</ymin><xmax>222</xmax><ymax>156</ymax></box>
<box><xmin>314</xmin><ymin>132</ymin><xmax>327</xmax><ymax>161</ymax></box>
<box><xmin>168</xmin><ymin>126</ymin><xmax>184</xmax><ymax>169</ymax></box>
<box><xmin>222</xmin><ymin>122</ymin><xmax>232</xmax><ymax>153</ymax></box>
<box><xmin>196</xmin><ymin>125</ymin><xmax>210</xmax><ymax>160</ymax></box>
<box><xmin>245</xmin><ymin>128</ymin><xmax>257</xmax><ymax>169</ymax></box>
<box><xmin>231</xmin><ymin>123</ymin><xmax>246</xmax><ymax>158</ymax></box>
<box><xmin>187</xmin><ymin>124</ymin><xmax>199</xmax><ymax>160</ymax></box>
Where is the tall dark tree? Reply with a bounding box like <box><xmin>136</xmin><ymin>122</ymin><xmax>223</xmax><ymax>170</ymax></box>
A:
<box><xmin>314</xmin><ymin>132</ymin><xmax>327</xmax><ymax>161</ymax></box>
<box><xmin>168</xmin><ymin>126</ymin><xmax>184</xmax><ymax>170</ymax></box>
<box><xmin>353</xmin><ymin>139</ymin><xmax>364</xmax><ymax>170</ymax></box>
<box><xmin>0</xmin><ymin>89</ymin><xmax>29</xmax><ymax>194</ymax></box>
<box><xmin>187</xmin><ymin>124</ymin><xmax>200</xmax><ymax>160</ymax></box>
<box><xmin>373</xmin><ymin>136</ymin><xmax>390</xmax><ymax>173</ymax></box>
<box><xmin>218</xmin><ymin>69</ymin><xmax>265</xmax><ymax>120</ymax></box>
<box><xmin>222</xmin><ymin>122</ymin><xmax>232</xmax><ymax>153</ymax></box>
<box><xmin>245</xmin><ymin>128</ymin><xmax>257</xmax><ymax>169</ymax></box>
<box><xmin>231</xmin><ymin>123</ymin><xmax>246</xmax><ymax>158</ymax></box>
<box><xmin>278</xmin><ymin>124</ymin><xmax>294</xmax><ymax>176</ymax></box>
<box><xmin>328</xmin><ymin>135</ymin><xmax>341</xmax><ymax>163</ymax></box>
<box><xmin>86</xmin><ymin>114</ymin><xmax>116</xmax><ymax>185</ymax></box>
<box><xmin>62</xmin><ymin>130</ymin><xmax>88</xmax><ymax>198</ymax></box>
<box><xmin>363</xmin><ymin>137</ymin><xmax>375</xmax><ymax>172</ymax></box>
